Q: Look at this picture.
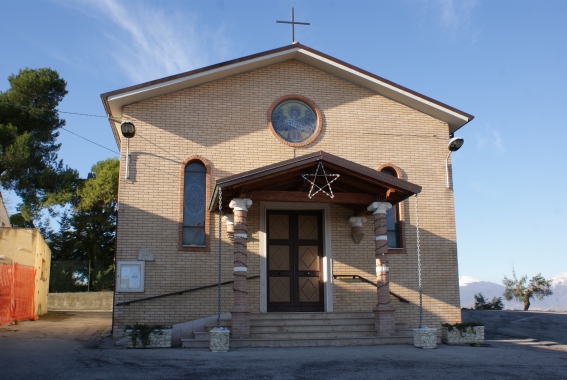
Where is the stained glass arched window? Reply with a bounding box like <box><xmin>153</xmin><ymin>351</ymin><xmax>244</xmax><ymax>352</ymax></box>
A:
<box><xmin>182</xmin><ymin>161</ymin><xmax>206</xmax><ymax>246</ymax></box>
<box><xmin>381</xmin><ymin>167</ymin><xmax>401</xmax><ymax>249</ymax></box>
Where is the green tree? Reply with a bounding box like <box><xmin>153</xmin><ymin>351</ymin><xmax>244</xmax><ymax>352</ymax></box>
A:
<box><xmin>474</xmin><ymin>293</ymin><xmax>504</xmax><ymax>310</ymax></box>
<box><xmin>0</xmin><ymin>67</ymin><xmax>79</xmax><ymax>223</ymax></box>
<box><xmin>48</xmin><ymin>158</ymin><xmax>119</xmax><ymax>292</ymax></box>
<box><xmin>502</xmin><ymin>270</ymin><xmax>553</xmax><ymax>311</ymax></box>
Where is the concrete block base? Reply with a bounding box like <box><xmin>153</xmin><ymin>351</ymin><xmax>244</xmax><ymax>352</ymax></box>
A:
<box><xmin>413</xmin><ymin>328</ymin><xmax>437</xmax><ymax>349</ymax></box>
<box><xmin>210</xmin><ymin>327</ymin><xmax>230</xmax><ymax>352</ymax></box>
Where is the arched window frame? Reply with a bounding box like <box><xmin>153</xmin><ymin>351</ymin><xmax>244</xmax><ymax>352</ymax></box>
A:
<box><xmin>178</xmin><ymin>156</ymin><xmax>211</xmax><ymax>252</ymax></box>
<box><xmin>377</xmin><ymin>163</ymin><xmax>407</xmax><ymax>254</ymax></box>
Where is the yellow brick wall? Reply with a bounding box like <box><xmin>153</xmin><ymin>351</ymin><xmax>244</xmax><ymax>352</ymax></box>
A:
<box><xmin>112</xmin><ymin>59</ymin><xmax>461</xmax><ymax>334</ymax></box>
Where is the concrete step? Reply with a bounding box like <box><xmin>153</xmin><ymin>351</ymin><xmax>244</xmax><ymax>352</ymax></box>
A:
<box><xmin>249</xmin><ymin>324</ymin><xmax>376</xmax><ymax>333</ymax></box>
<box><xmin>195</xmin><ymin>329</ymin><xmax>377</xmax><ymax>340</ymax></box>
<box><xmin>249</xmin><ymin>317</ymin><xmax>375</xmax><ymax>326</ymax></box>
<box><xmin>250</xmin><ymin>331</ymin><xmax>378</xmax><ymax>339</ymax></box>
<box><xmin>205</xmin><ymin>318</ymin><xmax>376</xmax><ymax>330</ymax></box>
<box><xmin>181</xmin><ymin>335</ymin><xmax>414</xmax><ymax>348</ymax></box>
<box><xmin>249</xmin><ymin>312</ymin><xmax>375</xmax><ymax>320</ymax></box>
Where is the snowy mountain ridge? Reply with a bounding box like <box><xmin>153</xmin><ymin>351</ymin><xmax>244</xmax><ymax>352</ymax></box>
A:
<box><xmin>459</xmin><ymin>272</ymin><xmax>567</xmax><ymax>311</ymax></box>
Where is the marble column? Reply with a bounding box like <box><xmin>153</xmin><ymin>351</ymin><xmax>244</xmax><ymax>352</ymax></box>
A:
<box><xmin>229</xmin><ymin>198</ymin><xmax>252</xmax><ymax>338</ymax></box>
<box><xmin>367</xmin><ymin>201</ymin><xmax>396</xmax><ymax>337</ymax></box>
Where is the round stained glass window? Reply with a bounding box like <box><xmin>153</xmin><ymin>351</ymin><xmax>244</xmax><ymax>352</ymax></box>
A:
<box><xmin>269</xmin><ymin>96</ymin><xmax>321</xmax><ymax>147</ymax></box>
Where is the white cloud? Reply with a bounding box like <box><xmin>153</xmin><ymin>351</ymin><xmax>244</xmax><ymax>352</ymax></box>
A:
<box><xmin>437</xmin><ymin>0</ymin><xmax>478</xmax><ymax>31</ymax></box>
<box><xmin>78</xmin><ymin>0</ymin><xmax>231</xmax><ymax>83</ymax></box>
<box><xmin>474</xmin><ymin>123</ymin><xmax>505</xmax><ymax>153</ymax></box>
<box><xmin>417</xmin><ymin>0</ymin><xmax>481</xmax><ymax>41</ymax></box>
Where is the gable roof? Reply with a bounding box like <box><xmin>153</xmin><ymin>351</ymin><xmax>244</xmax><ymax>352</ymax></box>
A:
<box><xmin>101</xmin><ymin>43</ymin><xmax>473</xmax><ymax>146</ymax></box>
<box><xmin>209</xmin><ymin>151</ymin><xmax>422</xmax><ymax>214</ymax></box>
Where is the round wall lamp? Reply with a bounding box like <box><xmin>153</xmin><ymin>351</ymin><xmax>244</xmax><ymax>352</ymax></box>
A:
<box><xmin>120</xmin><ymin>122</ymin><xmax>136</xmax><ymax>180</ymax></box>
<box><xmin>120</xmin><ymin>121</ymin><xmax>136</xmax><ymax>138</ymax></box>
<box><xmin>448</xmin><ymin>137</ymin><xmax>464</xmax><ymax>152</ymax></box>
<box><xmin>446</xmin><ymin>137</ymin><xmax>464</xmax><ymax>189</ymax></box>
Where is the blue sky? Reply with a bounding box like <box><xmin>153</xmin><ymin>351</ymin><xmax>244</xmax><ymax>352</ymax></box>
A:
<box><xmin>1</xmin><ymin>0</ymin><xmax>565</xmax><ymax>284</ymax></box>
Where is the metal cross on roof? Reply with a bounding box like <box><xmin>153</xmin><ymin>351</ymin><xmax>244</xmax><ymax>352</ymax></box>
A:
<box><xmin>276</xmin><ymin>8</ymin><xmax>310</xmax><ymax>43</ymax></box>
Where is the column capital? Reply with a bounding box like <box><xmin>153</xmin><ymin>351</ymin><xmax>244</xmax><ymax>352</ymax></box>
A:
<box><xmin>229</xmin><ymin>198</ymin><xmax>253</xmax><ymax>211</ymax></box>
<box><xmin>349</xmin><ymin>216</ymin><xmax>367</xmax><ymax>227</ymax></box>
<box><xmin>367</xmin><ymin>202</ymin><xmax>392</xmax><ymax>214</ymax></box>
<box><xmin>222</xmin><ymin>215</ymin><xmax>234</xmax><ymax>225</ymax></box>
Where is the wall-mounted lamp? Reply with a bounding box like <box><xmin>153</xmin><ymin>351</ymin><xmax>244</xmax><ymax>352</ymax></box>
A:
<box><xmin>446</xmin><ymin>137</ymin><xmax>464</xmax><ymax>189</ymax></box>
<box><xmin>223</xmin><ymin>215</ymin><xmax>235</xmax><ymax>242</ymax></box>
<box><xmin>349</xmin><ymin>217</ymin><xmax>367</xmax><ymax>244</ymax></box>
<box><xmin>121</xmin><ymin>122</ymin><xmax>136</xmax><ymax>180</ymax></box>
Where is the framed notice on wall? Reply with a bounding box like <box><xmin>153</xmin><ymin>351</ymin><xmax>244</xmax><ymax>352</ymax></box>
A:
<box><xmin>116</xmin><ymin>261</ymin><xmax>145</xmax><ymax>292</ymax></box>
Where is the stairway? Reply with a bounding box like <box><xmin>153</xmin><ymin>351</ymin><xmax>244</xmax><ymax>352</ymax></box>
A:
<box><xmin>181</xmin><ymin>312</ymin><xmax>414</xmax><ymax>348</ymax></box>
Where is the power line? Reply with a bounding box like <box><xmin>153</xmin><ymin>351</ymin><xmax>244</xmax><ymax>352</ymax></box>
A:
<box><xmin>0</xmin><ymin>100</ymin><xmax>107</xmax><ymax>118</ymax></box>
<box><xmin>2</xmin><ymin>100</ymin><xmax>182</xmax><ymax>179</ymax></box>
<box><xmin>60</xmin><ymin>127</ymin><xmax>119</xmax><ymax>155</ymax></box>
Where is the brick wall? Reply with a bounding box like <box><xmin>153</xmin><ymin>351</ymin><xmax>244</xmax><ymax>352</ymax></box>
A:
<box><xmin>112</xmin><ymin>60</ymin><xmax>461</xmax><ymax>336</ymax></box>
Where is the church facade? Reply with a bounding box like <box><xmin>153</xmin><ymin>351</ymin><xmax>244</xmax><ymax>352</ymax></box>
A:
<box><xmin>102</xmin><ymin>44</ymin><xmax>473</xmax><ymax>344</ymax></box>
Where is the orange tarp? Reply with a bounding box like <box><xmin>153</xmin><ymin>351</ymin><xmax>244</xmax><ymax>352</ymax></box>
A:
<box><xmin>0</xmin><ymin>263</ymin><xmax>37</xmax><ymax>325</ymax></box>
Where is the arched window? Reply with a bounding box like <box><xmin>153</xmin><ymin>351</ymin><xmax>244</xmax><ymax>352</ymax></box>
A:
<box><xmin>182</xmin><ymin>161</ymin><xmax>207</xmax><ymax>246</ymax></box>
<box><xmin>379</xmin><ymin>165</ymin><xmax>405</xmax><ymax>252</ymax></box>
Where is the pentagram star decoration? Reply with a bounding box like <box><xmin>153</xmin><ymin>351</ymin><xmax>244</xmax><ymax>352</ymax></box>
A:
<box><xmin>302</xmin><ymin>162</ymin><xmax>340</xmax><ymax>199</ymax></box>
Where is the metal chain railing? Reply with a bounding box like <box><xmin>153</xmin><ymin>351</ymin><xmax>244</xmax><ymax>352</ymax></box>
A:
<box><xmin>217</xmin><ymin>187</ymin><xmax>223</xmax><ymax>329</ymax></box>
<box><xmin>415</xmin><ymin>194</ymin><xmax>423</xmax><ymax>328</ymax></box>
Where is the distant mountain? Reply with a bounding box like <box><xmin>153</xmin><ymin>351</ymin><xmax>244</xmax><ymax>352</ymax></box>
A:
<box><xmin>459</xmin><ymin>272</ymin><xmax>567</xmax><ymax>311</ymax></box>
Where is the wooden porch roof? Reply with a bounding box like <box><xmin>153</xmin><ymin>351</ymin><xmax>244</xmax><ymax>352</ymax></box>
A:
<box><xmin>209</xmin><ymin>151</ymin><xmax>421</xmax><ymax>214</ymax></box>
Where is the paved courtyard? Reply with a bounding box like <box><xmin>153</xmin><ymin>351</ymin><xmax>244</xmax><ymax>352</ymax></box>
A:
<box><xmin>0</xmin><ymin>310</ymin><xmax>566</xmax><ymax>379</ymax></box>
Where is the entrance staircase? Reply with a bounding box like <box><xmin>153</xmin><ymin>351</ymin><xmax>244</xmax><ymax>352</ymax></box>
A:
<box><xmin>181</xmin><ymin>312</ymin><xmax>414</xmax><ymax>348</ymax></box>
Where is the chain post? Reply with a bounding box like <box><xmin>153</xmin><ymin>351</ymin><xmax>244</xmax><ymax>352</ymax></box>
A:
<box><xmin>415</xmin><ymin>194</ymin><xmax>422</xmax><ymax>328</ymax></box>
<box><xmin>217</xmin><ymin>188</ymin><xmax>223</xmax><ymax>329</ymax></box>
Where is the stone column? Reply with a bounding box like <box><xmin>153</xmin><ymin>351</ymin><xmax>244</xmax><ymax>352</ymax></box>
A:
<box><xmin>229</xmin><ymin>198</ymin><xmax>252</xmax><ymax>339</ymax></box>
<box><xmin>367</xmin><ymin>201</ymin><xmax>396</xmax><ymax>337</ymax></box>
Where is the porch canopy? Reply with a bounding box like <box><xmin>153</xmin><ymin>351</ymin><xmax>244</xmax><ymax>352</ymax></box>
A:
<box><xmin>209</xmin><ymin>151</ymin><xmax>421</xmax><ymax>214</ymax></box>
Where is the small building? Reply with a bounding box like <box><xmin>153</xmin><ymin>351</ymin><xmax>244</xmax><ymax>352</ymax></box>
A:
<box><xmin>0</xmin><ymin>215</ymin><xmax>51</xmax><ymax>324</ymax></box>
<box><xmin>102</xmin><ymin>44</ymin><xmax>473</xmax><ymax>346</ymax></box>
<box><xmin>0</xmin><ymin>191</ymin><xmax>9</xmax><ymax>228</ymax></box>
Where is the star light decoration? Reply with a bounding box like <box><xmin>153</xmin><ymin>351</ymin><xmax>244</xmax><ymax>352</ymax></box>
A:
<box><xmin>302</xmin><ymin>162</ymin><xmax>340</xmax><ymax>199</ymax></box>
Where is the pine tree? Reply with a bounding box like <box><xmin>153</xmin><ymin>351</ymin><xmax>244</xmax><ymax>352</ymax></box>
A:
<box><xmin>0</xmin><ymin>67</ymin><xmax>79</xmax><ymax>223</ymax></box>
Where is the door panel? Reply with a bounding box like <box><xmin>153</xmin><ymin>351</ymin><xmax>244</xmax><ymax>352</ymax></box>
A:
<box><xmin>269</xmin><ymin>277</ymin><xmax>290</xmax><ymax>303</ymax></box>
<box><xmin>298</xmin><ymin>246</ymin><xmax>319</xmax><ymax>271</ymax></box>
<box><xmin>269</xmin><ymin>214</ymin><xmax>289</xmax><ymax>239</ymax></box>
<box><xmin>268</xmin><ymin>245</ymin><xmax>290</xmax><ymax>271</ymax></box>
<box><xmin>267</xmin><ymin>210</ymin><xmax>324</xmax><ymax>312</ymax></box>
<box><xmin>298</xmin><ymin>277</ymin><xmax>320</xmax><ymax>302</ymax></box>
<box><xmin>297</xmin><ymin>215</ymin><xmax>318</xmax><ymax>239</ymax></box>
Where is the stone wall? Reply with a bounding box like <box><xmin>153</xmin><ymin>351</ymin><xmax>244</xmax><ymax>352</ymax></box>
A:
<box><xmin>48</xmin><ymin>292</ymin><xmax>113</xmax><ymax>311</ymax></box>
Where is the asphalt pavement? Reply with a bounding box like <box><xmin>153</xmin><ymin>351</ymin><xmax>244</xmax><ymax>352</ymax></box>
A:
<box><xmin>0</xmin><ymin>309</ymin><xmax>566</xmax><ymax>379</ymax></box>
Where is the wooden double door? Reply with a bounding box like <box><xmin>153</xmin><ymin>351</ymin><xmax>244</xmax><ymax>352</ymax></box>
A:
<box><xmin>267</xmin><ymin>210</ymin><xmax>324</xmax><ymax>312</ymax></box>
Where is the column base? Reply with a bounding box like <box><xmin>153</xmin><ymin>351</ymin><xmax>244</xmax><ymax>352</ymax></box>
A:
<box><xmin>231</xmin><ymin>311</ymin><xmax>250</xmax><ymax>338</ymax></box>
<box><xmin>373</xmin><ymin>305</ymin><xmax>396</xmax><ymax>337</ymax></box>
